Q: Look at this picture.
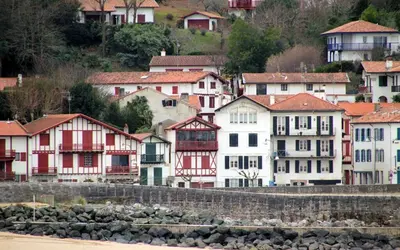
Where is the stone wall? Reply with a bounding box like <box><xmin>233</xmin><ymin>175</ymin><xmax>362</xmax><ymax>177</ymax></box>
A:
<box><xmin>0</xmin><ymin>183</ymin><xmax>399</xmax><ymax>223</ymax></box>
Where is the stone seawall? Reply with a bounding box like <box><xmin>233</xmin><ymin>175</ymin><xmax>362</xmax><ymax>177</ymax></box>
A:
<box><xmin>0</xmin><ymin>183</ymin><xmax>399</xmax><ymax>223</ymax></box>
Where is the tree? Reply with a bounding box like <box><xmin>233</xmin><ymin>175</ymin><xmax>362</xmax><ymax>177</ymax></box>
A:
<box><xmin>102</xmin><ymin>102</ymin><xmax>125</xmax><ymax>129</ymax></box>
<box><xmin>190</xmin><ymin>0</ymin><xmax>227</xmax><ymax>16</ymax></box>
<box><xmin>393</xmin><ymin>94</ymin><xmax>400</xmax><ymax>103</ymax></box>
<box><xmin>122</xmin><ymin>96</ymin><xmax>153</xmax><ymax>133</ymax></box>
<box><xmin>123</xmin><ymin>0</ymin><xmax>146</xmax><ymax>25</ymax></box>
<box><xmin>237</xmin><ymin>170</ymin><xmax>260</xmax><ymax>187</ymax></box>
<box><xmin>0</xmin><ymin>91</ymin><xmax>12</xmax><ymax>120</ymax></box>
<box><xmin>225</xmin><ymin>19</ymin><xmax>281</xmax><ymax>74</ymax></box>
<box><xmin>355</xmin><ymin>94</ymin><xmax>365</xmax><ymax>102</ymax></box>
<box><xmin>361</xmin><ymin>4</ymin><xmax>379</xmax><ymax>23</ymax></box>
<box><xmin>114</xmin><ymin>25</ymin><xmax>172</xmax><ymax>69</ymax></box>
<box><xmin>93</xmin><ymin>0</ymin><xmax>108</xmax><ymax>57</ymax></box>
<box><xmin>69</xmin><ymin>82</ymin><xmax>107</xmax><ymax>119</ymax></box>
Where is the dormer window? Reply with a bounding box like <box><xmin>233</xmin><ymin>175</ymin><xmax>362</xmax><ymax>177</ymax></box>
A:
<box><xmin>162</xmin><ymin>99</ymin><xmax>177</xmax><ymax>107</ymax></box>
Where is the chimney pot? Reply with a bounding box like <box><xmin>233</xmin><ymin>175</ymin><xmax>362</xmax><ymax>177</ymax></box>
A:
<box><xmin>161</xmin><ymin>49</ymin><xmax>166</xmax><ymax>57</ymax></box>
<box><xmin>386</xmin><ymin>57</ymin><xmax>393</xmax><ymax>70</ymax></box>
<box><xmin>270</xmin><ymin>95</ymin><xmax>275</xmax><ymax>105</ymax></box>
<box><xmin>124</xmin><ymin>123</ymin><xmax>129</xmax><ymax>133</ymax></box>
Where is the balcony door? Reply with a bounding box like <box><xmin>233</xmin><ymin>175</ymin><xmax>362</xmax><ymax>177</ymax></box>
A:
<box><xmin>146</xmin><ymin>143</ymin><xmax>156</xmax><ymax>162</ymax></box>
<box><xmin>83</xmin><ymin>131</ymin><xmax>93</xmax><ymax>150</ymax></box>
<box><xmin>62</xmin><ymin>131</ymin><xmax>73</xmax><ymax>150</ymax></box>
<box><xmin>277</xmin><ymin>140</ymin><xmax>286</xmax><ymax>156</ymax></box>
<box><xmin>0</xmin><ymin>139</ymin><xmax>5</xmax><ymax>156</ymax></box>
<box><xmin>154</xmin><ymin>167</ymin><xmax>162</xmax><ymax>186</ymax></box>
<box><xmin>38</xmin><ymin>153</ymin><xmax>49</xmax><ymax>173</ymax></box>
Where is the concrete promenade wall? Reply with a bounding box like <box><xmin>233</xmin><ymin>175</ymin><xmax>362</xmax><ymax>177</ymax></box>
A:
<box><xmin>0</xmin><ymin>183</ymin><xmax>399</xmax><ymax>223</ymax></box>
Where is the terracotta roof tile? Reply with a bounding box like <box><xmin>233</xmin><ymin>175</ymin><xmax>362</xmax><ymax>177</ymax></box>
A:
<box><xmin>0</xmin><ymin>121</ymin><xmax>28</xmax><ymax>136</ymax></box>
<box><xmin>243</xmin><ymin>72</ymin><xmax>349</xmax><ymax>84</ymax></box>
<box><xmin>361</xmin><ymin>61</ymin><xmax>400</xmax><ymax>73</ymax></box>
<box><xmin>170</xmin><ymin>95</ymin><xmax>202</xmax><ymax>111</ymax></box>
<box><xmin>130</xmin><ymin>133</ymin><xmax>152</xmax><ymax>140</ymax></box>
<box><xmin>87</xmin><ymin>71</ymin><xmax>225</xmax><ymax>85</ymax></box>
<box><xmin>245</xmin><ymin>95</ymin><xmax>292</xmax><ymax>107</ymax></box>
<box><xmin>79</xmin><ymin>0</ymin><xmax>158</xmax><ymax>12</ymax></box>
<box><xmin>182</xmin><ymin>11</ymin><xmax>223</xmax><ymax>19</ymax></box>
<box><xmin>337</xmin><ymin>102</ymin><xmax>375</xmax><ymax>116</ymax></box>
<box><xmin>321</xmin><ymin>20</ymin><xmax>398</xmax><ymax>35</ymax></box>
<box><xmin>149</xmin><ymin>55</ymin><xmax>227</xmax><ymax>67</ymax></box>
<box><xmin>0</xmin><ymin>78</ymin><xmax>17</xmax><ymax>91</ymax></box>
<box><xmin>166</xmin><ymin>116</ymin><xmax>220</xmax><ymax>130</ymax></box>
<box><xmin>269</xmin><ymin>93</ymin><xmax>344</xmax><ymax>112</ymax></box>
<box><xmin>352</xmin><ymin>106</ymin><xmax>400</xmax><ymax>124</ymax></box>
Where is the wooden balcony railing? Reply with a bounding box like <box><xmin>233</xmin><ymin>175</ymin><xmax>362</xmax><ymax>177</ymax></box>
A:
<box><xmin>106</xmin><ymin>166</ymin><xmax>138</xmax><ymax>175</ymax></box>
<box><xmin>327</xmin><ymin>43</ymin><xmax>395</xmax><ymax>51</ymax></box>
<box><xmin>59</xmin><ymin>144</ymin><xmax>104</xmax><ymax>152</ymax></box>
<box><xmin>0</xmin><ymin>171</ymin><xmax>15</xmax><ymax>181</ymax></box>
<box><xmin>0</xmin><ymin>150</ymin><xmax>16</xmax><ymax>159</ymax></box>
<box><xmin>32</xmin><ymin>167</ymin><xmax>58</xmax><ymax>176</ymax></box>
<box><xmin>176</xmin><ymin>141</ymin><xmax>218</xmax><ymax>151</ymax></box>
<box><xmin>141</xmin><ymin>154</ymin><xmax>164</xmax><ymax>164</ymax></box>
<box><xmin>273</xmin><ymin>150</ymin><xmax>337</xmax><ymax>158</ymax></box>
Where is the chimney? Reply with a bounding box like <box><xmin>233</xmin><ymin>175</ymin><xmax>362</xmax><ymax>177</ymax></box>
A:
<box><xmin>386</xmin><ymin>57</ymin><xmax>393</xmax><ymax>70</ymax></box>
<box><xmin>17</xmin><ymin>74</ymin><xmax>22</xmax><ymax>87</ymax></box>
<box><xmin>270</xmin><ymin>95</ymin><xmax>275</xmax><ymax>105</ymax></box>
<box><xmin>333</xmin><ymin>95</ymin><xmax>338</xmax><ymax>105</ymax></box>
<box><xmin>124</xmin><ymin>123</ymin><xmax>129</xmax><ymax>133</ymax></box>
<box><xmin>180</xmin><ymin>93</ymin><xmax>189</xmax><ymax>102</ymax></box>
<box><xmin>161</xmin><ymin>48</ymin><xmax>166</xmax><ymax>57</ymax></box>
<box><xmin>156</xmin><ymin>122</ymin><xmax>163</xmax><ymax>137</ymax></box>
<box><xmin>374</xmin><ymin>103</ymin><xmax>380</xmax><ymax>111</ymax></box>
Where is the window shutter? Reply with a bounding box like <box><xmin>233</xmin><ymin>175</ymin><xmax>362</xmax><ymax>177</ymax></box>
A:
<box><xmin>329</xmin><ymin>116</ymin><xmax>333</xmax><ymax>135</ymax></box>
<box><xmin>172</xmin><ymin>100</ymin><xmax>177</xmax><ymax>106</ymax></box>
<box><xmin>248</xmin><ymin>134</ymin><xmax>252</xmax><ymax>147</ymax></box>
<box><xmin>162</xmin><ymin>100</ymin><xmax>166</xmax><ymax>107</ymax></box>
<box><xmin>295</xmin><ymin>140</ymin><xmax>299</xmax><ymax>151</ymax></box>
<box><xmin>307</xmin><ymin>116</ymin><xmax>312</xmax><ymax>129</ymax></box>
<box><xmin>244</xmin><ymin>156</ymin><xmax>249</xmax><ymax>169</ymax></box>
<box><xmin>258</xmin><ymin>156</ymin><xmax>262</xmax><ymax>169</ymax></box>
<box><xmin>380</xmin><ymin>128</ymin><xmax>384</xmax><ymax>141</ymax></box>
<box><xmin>244</xmin><ymin>179</ymin><xmax>249</xmax><ymax>187</ymax></box>
<box><xmin>258</xmin><ymin>179</ymin><xmax>263</xmax><ymax>187</ymax></box>
<box><xmin>397</xmin><ymin>150</ymin><xmax>400</xmax><ymax>162</ymax></box>
<box><xmin>329</xmin><ymin>160</ymin><xmax>333</xmax><ymax>173</ymax></box>
<box><xmin>285</xmin><ymin>116</ymin><xmax>290</xmax><ymax>135</ymax></box>
<box><xmin>273</xmin><ymin>116</ymin><xmax>277</xmax><ymax>135</ymax></box>
<box><xmin>254</xmin><ymin>134</ymin><xmax>258</xmax><ymax>146</ymax></box>
<box><xmin>329</xmin><ymin>140</ymin><xmax>334</xmax><ymax>156</ymax></box>
<box><xmin>21</xmin><ymin>153</ymin><xmax>26</xmax><ymax>162</ymax></box>
<box><xmin>316</xmin><ymin>116</ymin><xmax>321</xmax><ymax>135</ymax></box>
<box><xmin>397</xmin><ymin>128</ymin><xmax>400</xmax><ymax>140</ymax></box>
<box><xmin>239</xmin><ymin>156</ymin><xmax>243</xmax><ymax>169</ymax></box>
<box><xmin>295</xmin><ymin>116</ymin><xmax>299</xmax><ymax>129</ymax></box>
<box><xmin>239</xmin><ymin>179</ymin><xmax>243</xmax><ymax>187</ymax></box>
<box><xmin>274</xmin><ymin>161</ymin><xmax>277</xmax><ymax>173</ymax></box>
<box><xmin>317</xmin><ymin>160</ymin><xmax>321</xmax><ymax>173</ymax></box>
<box><xmin>225</xmin><ymin>179</ymin><xmax>230</xmax><ymax>187</ymax></box>
<box><xmin>92</xmin><ymin>154</ymin><xmax>98</xmax><ymax>167</ymax></box>
<box><xmin>316</xmin><ymin>140</ymin><xmax>321</xmax><ymax>156</ymax></box>
<box><xmin>79</xmin><ymin>154</ymin><xmax>84</xmax><ymax>167</ymax></box>
<box><xmin>225</xmin><ymin>156</ymin><xmax>229</xmax><ymax>169</ymax></box>
<box><xmin>355</xmin><ymin>129</ymin><xmax>359</xmax><ymax>141</ymax></box>
<box><xmin>285</xmin><ymin>160</ymin><xmax>290</xmax><ymax>173</ymax></box>
<box><xmin>307</xmin><ymin>140</ymin><xmax>311</xmax><ymax>151</ymax></box>
<box><xmin>307</xmin><ymin>160</ymin><xmax>312</xmax><ymax>173</ymax></box>
<box><xmin>295</xmin><ymin>160</ymin><xmax>299</xmax><ymax>173</ymax></box>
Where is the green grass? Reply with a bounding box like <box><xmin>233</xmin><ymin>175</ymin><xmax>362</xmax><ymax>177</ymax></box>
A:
<box><xmin>155</xmin><ymin>6</ymin><xmax>191</xmax><ymax>27</ymax></box>
<box><xmin>174</xmin><ymin>29</ymin><xmax>222</xmax><ymax>55</ymax></box>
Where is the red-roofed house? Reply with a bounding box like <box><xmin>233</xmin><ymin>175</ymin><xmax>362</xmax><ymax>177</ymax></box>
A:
<box><xmin>182</xmin><ymin>11</ymin><xmax>223</xmax><ymax>31</ymax></box>
<box><xmin>78</xmin><ymin>0</ymin><xmax>159</xmax><ymax>24</ymax></box>
<box><xmin>0</xmin><ymin>78</ymin><xmax>17</xmax><ymax>91</ymax></box>
<box><xmin>321</xmin><ymin>20</ymin><xmax>400</xmax><ymax>62</ymax></box>
<box><xmin>228</xmin><ymin>0</ymin><xmax>264</xmax><ymax>17</ymax></box>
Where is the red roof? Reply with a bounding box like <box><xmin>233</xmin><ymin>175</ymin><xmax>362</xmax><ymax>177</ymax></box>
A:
<box><xmin>79</xmin><ymin>0</ymin><xmax>159</xmax><ymax>11</ymax></box>
<box><xmin>338</xmin><ymin>102</ymin><xmax>400</xmax><ymax>117</ymax></box>
<box><xmin>352</xmin><ymin>105</ymin><xmax>400</xmax><ymax>124</ymax></box>
<box><xmin>243</xmin><ymin>72</ymin><xmax>349</xmax><ymax>84</ymax></box>
<box><xmin>182</xmin><ymin>11</ymin><xmax>223</xmax><ymax>19</ymax></box>
<box><xmin>246</xmin><ymin>95</ymin><xmax>292</xmax><ymax>107</ymax></box>
<box><xmin>130</xmin><ymin>133</ymin><xmax>152</xmax><ymax>141</ymax></box>
<box><xmin>23</xmin><ymin>114</ymin><xmax>141</xmax><ymax>141</ymax></box>
<box><xmin>269</xmin><ymin>93</ymin><xmax>344</xmax><ymax>112</ymax></box>
<box><xmin>87</xmin><ymin>71</ymin><xmax>226</xmax><ymax>85</ymax></box>
<box><xmin>0</xmin><ymin>121</ymin><xmax>28</xmax><ymax>136</ymax></box>
<box><xmin>166</xmin><ymin>116</ymin><xmax>220</xmax><ymax>130</ymax></box>
<box><xmin>0</xmin><ymin>78</ymin><xmax>17</xmax><ymax>91</ymax></box>
<box><xmin>149</xmin><ymin>55</ymin><xmax>227</xmax><ymax>67</ymax></box>
<box><xmin>321</xmin><ymin>20</ymin><xmax>398</xmax><ymax>35</ymax></box>
<box><xmin>361</xmin><ymin>61</ymin><xmax>400</xmax><ymax>73</ymax></box>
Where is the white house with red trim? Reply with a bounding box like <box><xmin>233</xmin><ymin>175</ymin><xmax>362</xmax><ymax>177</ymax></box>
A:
<box><xmin>165</xmin><ymin>116</ymin><xmax>220</xmax><ymax>188</ymax></box>
<box><xmin>182</xmin><ymin>11</ymin><xmax>223</xmax><ymax>31</ymax></box>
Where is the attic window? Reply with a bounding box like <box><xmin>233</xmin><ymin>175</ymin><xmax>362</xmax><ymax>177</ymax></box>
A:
<box><xmin>162</xmin><ymin>99</ymin><xmax>177</xmax><ymax>107</ymax></box>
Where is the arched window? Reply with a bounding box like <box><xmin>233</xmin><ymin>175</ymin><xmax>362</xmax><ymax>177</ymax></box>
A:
<box><xmin>355</xmin><ymin>150</ymin><xmax>360</xmax><ymax>162</ymax></box>
<box><xmin>361</xmin><ymin>150</ymin><xmax>366</xmax><ymax>162</ymax></box>
<box><xmin>379</xmin><ymin>96</ymin><xmax>388</xmax><ymax>103</ymax></box>
<box><xmin>367</xmin><ymin>149</ymin><xmax>371</xmax><ymax>162</ymax></box>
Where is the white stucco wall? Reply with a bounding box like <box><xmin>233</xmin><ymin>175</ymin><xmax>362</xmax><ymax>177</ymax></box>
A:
<box><xmin>183</xmin><ymin>14</ymin><xmax>218</xmax><ymax>31</ymax></box>
<box><xmin>362</xmin><ymin>72</ymin><xmax>400</xmax><ymax>103</ymax></box>
<box><xmin>244</xmin><ymin>83</ymin><xmax>347</xmax><ymax>96</ymax></box>
<box><xmin>149</xmin><ymin>66</ymin><xmax>219</xmax><ymax>74</ymax></box>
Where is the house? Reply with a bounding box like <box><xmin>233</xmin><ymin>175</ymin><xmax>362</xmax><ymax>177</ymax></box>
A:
<box><xmin>116</xmin><ymin>87</ymin><xmax>200</xmax><ymax>134</ymax></box>
<box><xmin>228</xmin><ymin>0</ymin><xmax>264</xmax><ymax>17</ymax></box>
<box><xmin>361</xmin><ymin>58</ymin><xmax>400</xmax><ymax>103</ymax></box>
<box><xmin>268</xmin><ymin>93</ymin><xmax>344</xmax><ymax>186</ymax></box>
<box><xmin>166</xmin><ymin>116</ymin><xmax>220</xmax><ymax>188</ymax></box>
<box><xmin>78</xmin><ymin>0</ymin><xmax>159</xmax><ymax>24</ymax></box>
<box><xmin>132</xmin><ymin>133</ymin><xmax>171</xmax><ymax>186</ymax></box>
<box><xmin>23</xmin><ymin>114</ymin><xmax>140</xmax><ymax>183</ymax></box>
<box><xmin>149</xmin><ymin>51</ymin><xmax>226</xmax><ymax>75</ymax></box>
<box><xmin>214</xmin><ymin>95</ymin><xmax>271</xmax><ymax>187</ymax></box>
<box><xmin>242</xmin><ymin>72</ymin><xmax>349</xmax><ymax>96</ymax></box>
<box><xmin>321</xmin><ymin>20</ymin><xmax>400</xmax><ymax>62</ymax></box>
<box><xmin>0</xmin><ymin>77</ymin><xmax>18</xmax><ymax>91</ymax></box>
<box><xmin>182</xmin><ymin>11</ymin><xmax>223</xmax><ymax>31</ymax></box>
<box><xmin>0</xmin><ymin>121</ymin><xmax>29</xmax><ymax>182</ymax></box>
<box><xmin>87</xmin><ymin>71</ymin><xmax>231</xmax><ymax>122</ymax></box>
<box><xmin>351</xmin><ymin>105</ymin><xmax>400</xmax><ymax>185</ymax></box>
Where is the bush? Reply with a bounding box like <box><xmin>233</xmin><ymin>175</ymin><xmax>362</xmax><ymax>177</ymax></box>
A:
<box><xmin>189</xmin><ymin>28</ymin><xmax>196</xmax><ymax>35</ymax></box>
<box><xmin>200</xmin><ymin>29</ymin><xmax>207</xmax><ymax>36</ymax></box>
<box><xmin>176</xmin><ymin>19</ymin><xmax>184</xmax><ymax>29</ymax></box>
<box><xmin>166</xmin><ymin>13</ymin><xmax>174</xmax><ymax>21</ymax></box>
<box><xmin>315</xmin><ymin>61</ymin><xmax>355</xmax><ymax>73</ymax></box>
<box><xmin>83</xmin><ymin>54</ymin><xmax>101</xmax><ymax>68</ymax></box>
<box><xmin>355</xmin><ymin>94</ymin><xmax>365</xmax><ymax>103</ymax></box>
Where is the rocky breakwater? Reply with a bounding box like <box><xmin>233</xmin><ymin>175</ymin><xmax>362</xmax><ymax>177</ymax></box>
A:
<box><xmin>1</xmin><ymin>204</ymin><xmax>400</xmax><ymax>250</ymax></box>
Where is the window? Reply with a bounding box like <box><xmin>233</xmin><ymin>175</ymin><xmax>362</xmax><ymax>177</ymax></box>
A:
<box><xmin>162</xmin><ymin>99</ymin><xmax>177</xmax><ymax>107</ymax></box>
<box><xmin>114</xmin><ymin>87</ymin><xmax>120</xmax><ymax>96</ymax></box>
<box><xmin>210</xmin><ymin>82</ymin><xmax>216</xmax><ymax>89</ymax></box>
<box><xmin>321</xmin><ymin>164</ymin><xmax>329</xmax><ymax>173</ymax></box>
<box><xmin>374</xmin><ymin>128</ymin><xmax>384</xmax><ymax>141</ymax></box>
<box><xmin>178</xmin><ymin>182</ymin><xmax>185</xmax><ymax>188</ymax></box>
<box><xmin>321</xmin><ymin>140</ymin><xmax>329</xmax><ymax>152</ymax></box>
<box><xmin>299</xmin><ymin>140</ymin><xmax>308</xmax><ymax>151</ymax></box>
<box><xmin>277</xmin><ymin>163</ymin><xmax>286</xmax><ymax>173</ymax></box>
<box><xmin>15</xmin><ymin>153</ymin><xmax>26</xmax><ymax>162</ymax></box>
<box><xmin>361</xmin><ymin>149</ymin><xmax>366</xmax><ymax>162</ymax></box>
<box><xmin>355</xmin><ymin>150</ymin><xmax>360</xmax><ymax>162</ymax></box>
<box><xmin>321</xmin><ymin>116</ymin><xmax>329</xmax><ymax>132</ymax></box>
<box><xmin>364</xmin><ymin>53</ymin><xmax>369</xmax><ymax>60</ymax></box>
<box><xmin>199</xmin><ymin>96</ymin><xmax>204</xmax><ymax>107</ymax></box>
<box><xmin>209</xmin><ymin>96</ymin><xmax>215</xmax><ymax>108</ymax></box>
<box><xmin>239</xmin><ymin>113</ymin><xmax>248</xmax><ymax>124</ymax></box>
<box><xmin>84</xmin><ymin>154</ymin><xmax>93</xmax><ymax>167</ymax></box>
<box><xmin>156</xmin><ymin>86</ymin><xmax>162</xmax><ymax>92</ymax></box>
<box><xmin>299</xmin><ymin>116</ymin><xmax>308</xmax><ymax>129</ymax></box>
<box><xmin>112</xmin><ymin>155</ymin><xmax>129</xmax><ymax>166</ymax></box>
<box><xmin>249</xmin><ymin>133</ymin><xmax>258</xmax><ymax>147</ymax></box>
<box><xmin>208</xmin><ymin>115</ymin><xmax>214</xmax><ymax>124</ymax></box>
<box><xmin>380</xmin><ymin>128</ymin><xmax>384</xmax><ymax>141</ymax></box>
<box><xmin>363</xmin><ymin>36</ymin><xmax>367</xmax><ymax>43</ymax></box>
<box><xmin>40</xmin><ymin>134</ymin><xmax>50</xmax><ymax>146</ymax></box>
<box><xmin>281</xmin><ymin>84</ymin><xmax>288</xmax><ymax>91</ymax></box>
<box><xmin>248</xmin><ymin>112</ymin><xmax>257</xmax><ymax>124</ymax></box>
<box><xmin>172</xmin><ymin>86</ymin><xmax>178</xmax><ymax>94</ymax></box>
<box><xmin>63</xmin><ymin>154</ymin><xmax>73</xmax><ymax>168</ymax></box>
<box><xmin>379</xmin><ymin>76</ymin><xmax>388</xmax><ymax>87</ymax></box>
<box><xmin>230</xmin><ymin>112</ymin><xmax>238</xmax><ymax>124</ymax></box>
<box><xmin>230</xmin><ymin>156</ymin><xmax>238</xmax><ymax>168</ymax></box>
<box><xmin>367</xmin><ymin>149</ymin><xmax>372</xmax><ymax>162</ymax></box>
<box><xmin>229</xmin><ymin>134</ymin><xmax>238</xmax><ymax>147</ymax></box>
<box><xmin>199</xmin><ymin>81</ymin><xmax>205</xmax><ymax>89</ymax></box>
<box><xmin>299</xmin><ymin>163</ymin><xmax>308</xmax><ymax>173</ymax></box>
<box><xmin>361</xmin><ymin>129</ymin><xmax>365</xmax><ymax>141</ymax></box>
<box><xmin>277</xmin><ymin>116</ymin><xmax>286</xmax><ymax>133</ymax></box>
<box><xmin>249</xmin><ymin>156</ymin><xmax>258</xmax><ymax>168</ymax></box>
<box><xmin>366</xmin><ymin>128</ymin><xmax>371</xmax><ymax>141</ymax></box>
<box><xmin>256</xmin><ymin>84</ymin><xmax>267</xmax><ymax>95</ymax></box>
<box><xmin>306</xmin><ymin>84</ymin><xmax>313</xmax><ymax>91</ymax></box>
<box><xmin>355</xmin><ymin>128</ymin><xmax>359</xmax><ymax>141</ymax></box>
<box><xmin>375</xmin><ymin>149</ymin><xmax>384</xmax><ymax>162</ymax></box>
<box><xmin>106</xmin><ymin>134</ymin><xmax>115</xmax><ymax>146</ymax></box>
<box><xmin>137</xmin><ymin>86</ymin><xmax>142</xmax><ymax>90</ymax></box>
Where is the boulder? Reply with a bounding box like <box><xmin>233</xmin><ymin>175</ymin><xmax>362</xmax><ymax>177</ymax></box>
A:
<box><xmin>195</xmin><ymin>238</ymin><xmax>207</xmax><ymax>248</ymax></box>
<box><xmin>204</xmin><ymin>233</ymin><xmax>225</xmax><ymax>244</ymax></box>
<box><xmin>81</xmin><ymin>233</ymin><xmax>91</xmax><ymax>240</ymax></box>
<box><xmin>138</xmin><ymin>233</ymin><xmax>153</xmax><ymax>244</ymax></box>
<box><xmin>70</xmin><ymin>223</ymin><xmax>86</xmax><ymax>231</ymax></box>
<box><xmin>69</xmin><ymin>230</ymin><xmax>81</xmax><ymax>238</ymax></box>
<box><xmin>184</xmin><ymin>237</ymin><xmax>196</xmax><ymax>247</ymax></box>
<box><xmin>196</xmin><ymin>227</ymin><xmax>211</xmax><ymax>236</ymax></box>
<box><xmin>30</xmin><ymin>227</ymin><xmax>44</xmax><ymax>236</ymax></box>
<box><xmin>283</xmin><ymin>230</ymin><xmax>298</xmax><ymax>240</ymax></box>
<box><xmin>167</xmin><ymin>238</ymin><xmax>178</xmax><ymax>246</ymax></box>
<box><xmin>150</xmin><ymin>238</ymin><xmax>165</xmax><ymax>246</ymax></box>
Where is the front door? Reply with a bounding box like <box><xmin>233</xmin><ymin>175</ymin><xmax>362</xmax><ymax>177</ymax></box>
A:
<box><xmin>145</xmin><ymin>143</ymin><xmax>156</xmax><ymax>162</ymax></box>
<box><xmin>83</xmin><ymin>131</ymin><xmax>93</xmax><ymax>150</ymax></box>
<box><xmin>38</xmin><ymin>153</ymin><xmax>49</xmax><ymax>173</ymax></box>
<box><xmin>62</xmin><ymin>130</ymin><xmax>73</xmax><ymax>150</ymax></box>
<box><xmin>277</xmin><ymin>140</ymin><xmax>286</xmax><ymax>156</ymax></box>
<box><xmin>0</xmin><ymin>139</ymin><xmax>5</xmax><ymax>156</ymax></box>
<box><xmin>140</xmin><ymin>168</ymin><xmax>148</xmax><ymax>185</ymax></box>
<box><xmin>154</xmin><ymin>167</ymin><xmax>162</xmax><ymax>186</ymax></box>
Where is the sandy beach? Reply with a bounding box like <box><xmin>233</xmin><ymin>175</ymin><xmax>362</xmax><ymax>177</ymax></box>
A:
<box><xmin>0</xmin><ymin>232</ymin><xmax>197</xmax><ymax>250</ymax></box>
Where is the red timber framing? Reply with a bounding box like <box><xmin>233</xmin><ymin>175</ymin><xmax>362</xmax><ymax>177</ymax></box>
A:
<box><xmin>175</xmin><ymin>151</ymin><xmax>217</xmax><ymax>176</ymax></box>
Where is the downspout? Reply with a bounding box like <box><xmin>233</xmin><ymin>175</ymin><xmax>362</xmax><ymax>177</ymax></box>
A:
<box><xmin>388</xmin><ymin>123</ymin><xmax>392</xmax><ymax>184</ymax></box>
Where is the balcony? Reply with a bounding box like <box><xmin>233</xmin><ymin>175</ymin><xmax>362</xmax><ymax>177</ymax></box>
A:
<box><xmin>0</xmin><ymin>150</ymin><xmax>16</xmax><ymax>160</ymax></box>
<box><xmin>274</xmin><ymin>129</ymin><xmax>335</xmax><ymax>136</ymax></box>
<box><xmin>176</xmin><ymin>141</ymin><xmax>218</xmax><ymax>151</ymax></box>
<box><xmin>0</xmin><ymin>171</ymin><xmax>15</xmax><ymax>181</ymax></box>
<box><xmin>327</xmin><ymin>43</ymin><xmax>395</xmax><ymax>51</ymax></box>
<box><xmin>105</xmin><ymin>166</ymin><xmax>138</xmax><ymax>175</ymax></box>
<box><xmin>59</xmin><ymin>144</ymin><xmax>104</xmax><ymax>153</ymax></box>
<box><xmin>392</xmin><ymin>86</ymin><xmax>400</xmax><ymax>92</ymax></box>
<box><xmin>32</xmin><ymin>167</ymin><xmax>57</xmax><ymax>176</ymax></box>
<box><xmin>273</xmin><ymin>150</ymin><xmax>336</xmax><ymax>158</ymax></box>
<box><xmin>228</xmin><ymin>0</ymin><xmax>263</xmax><ymax>9</ymax></box>
<box><xmin>141</xmin><ymin>154</ymin><xmax>164</xmax><ymax>164</ymax></box>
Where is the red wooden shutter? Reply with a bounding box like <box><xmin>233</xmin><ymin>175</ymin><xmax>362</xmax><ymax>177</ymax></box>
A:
<box><xmin>137</xmin><ymin>14</ymin><xmax>145</xmax><ymax>23</ymax></box>
<box><xmin>199</xmin><ymin>96</ymin><xmax>204</xmax><ymax>107</ymax></box>
<box><xmin>40</xmin><ymin>134</ymin><xmax>50</xmax><ymax>146</ymax></box>
<box><xmin>63</xmin><ymin>154</ymin><xmax>73</xmax><ymax>168</ymax></box>
<box><xmin>183</xmin><ymin>156</ymin><xmax>191</xmax><ymax>169</ymax></box>
<box><xmin>199</xmin><ymin>81</ymin><xmax>204</xmax><ymax>89</ymax></box>
<box><xmin>210</xmin><ymin>82</ymin><xmax>216</xmax><ymax>89</ymax></box>
<box><xmin>156</xmin><ymin>86</ymin><xmax>162</xmax><ymax>92</ymax></box>
<box><xmin>38</xmin><ymin>154</ymin><xmax>49</xmax><ymax>172</ymax></box>
<box><xmin>106</xmin><ymin>133</ymin><xmax>115</xmax><ymax>146</ymax></box>
<box><xmin>115</xmin><ymin>87</ymin><xmax>120</xmax><ymax>96</ymax></box>
<box><xmin>172</xmin><ymin>86</ymin><xmax>178</xmax><ymax>94</ymax></box>
<box><xmin>79</xmin><ymin>154</ymin><xmax>84</xmax><ymax>167</ymax></box>
<box><xmin>92</xmin><ymin>154</ymin><xmax>98</xmax><ymax>167</ymax></box>
<box><xmin>62</xmin><ymin>130</ymin><xmax>73</xmax><ymax>150</ymax></box>
<box><xmin>121</xmin><ymin>14</ymin><xmax>126</xmax><ymax>24</ymax></box>
<box><xmin>346</xmin><ymin>142</ymin><xmax>350</xmax><ymax>156</ymax></box>
<box><xmin>345</xmin><ymin>119</ymin><xmax>350</xmax><ymax>134</ymax></box>
<box><xmin>21</xmin><ymin>153</ymin><xmax>26</xmax><ymax>162</ymax></box>
<box><xmin>201</xmin><ymin>155</ymin><xmax>210</xmax><ymax>169</ymax></box>
<box><xmin>82</xmin><ymin>131</ymin><xmax>93</xmax><ymax>150</ymax></box>
<box><xmin>209</xmin><ymin>96</ymin><xmax>215</xmax><ymax>108</ymax></box>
